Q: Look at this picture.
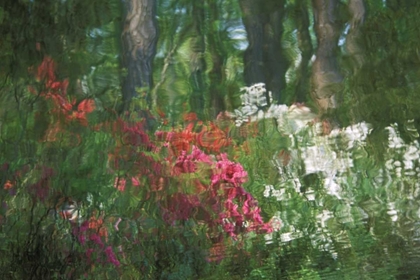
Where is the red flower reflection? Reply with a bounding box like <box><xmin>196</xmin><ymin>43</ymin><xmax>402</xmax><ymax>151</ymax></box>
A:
<box><xmin>30</xmin><ymin>56</ymin><xmax>96</xmax><ymax>128</ymax></box>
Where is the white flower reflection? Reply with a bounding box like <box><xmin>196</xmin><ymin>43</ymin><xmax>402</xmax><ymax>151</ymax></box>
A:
<box><xmin>235</xmin><ymin>84</ymin><xmax>420</xmax><ymax>258</ymax></box>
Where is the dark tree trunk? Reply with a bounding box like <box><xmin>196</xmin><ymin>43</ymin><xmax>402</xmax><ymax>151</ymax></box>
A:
<box><xmin>239</xmin><ymin>0</ymin><xmax>265</xmax><ymax>86</ymax></box>
<box><xmin>263</xmin><ymin>0</ymin><xmax>289</xmax><ymax>103</ymax></box>
<box><xmin>207</xmin><ymin>0</ymin><xmax>226</xmax><ymax>118</ymax></box>
<box><xmin>346</xmin><ymin>0</ymin><xmax>366</xmax><ymax>72</ymax></box>
<box><xmin>346</xmin><ymin>0</ymin><xmax>366</xmax><ymax>121</ymax></box>
<box><xmin>189</xmin><ymin>1</ymin><xmax>207</xmax><ymax>119</ymax></box>
<box><xmin>121</xmin><ymin>0</ymin><xmax>158</xmax><ymax>111</ymax></box>
<box><xmin>239</xmin><ymin>0</ymin><xmax>288</xmax><ymax>104</ymax></box>
<box><xmin>311</xmin><ymin>0</ymin><xmax>343</xmax><ymax>112</ymax></box>
<box><xmin>294</xmin><ymin>0</ymin><xmax>313</xmax><ymax>103</ymax></box>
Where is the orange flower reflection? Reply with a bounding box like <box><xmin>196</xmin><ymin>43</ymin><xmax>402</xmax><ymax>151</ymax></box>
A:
<box><xmin>196</xmin><ymin>123</ymin><xmax>231</xmax><ymax>153</ymax></box>
<box><xmin>3</xmin><ymin>180</ymin><xmax>14</xmax><ymax>190</ymax></box>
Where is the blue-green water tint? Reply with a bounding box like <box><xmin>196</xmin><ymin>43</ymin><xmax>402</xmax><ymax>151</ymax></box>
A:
<box><xmin>2</xmin><ymin>0</ymin><xmax>420</xmax><ymax>279</ymax></box>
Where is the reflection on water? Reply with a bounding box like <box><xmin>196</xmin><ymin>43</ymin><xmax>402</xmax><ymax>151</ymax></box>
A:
<box><xmin>2</xmin><ymin>0</ymin><xmax>420</xmax><ymax>279</ymax></box>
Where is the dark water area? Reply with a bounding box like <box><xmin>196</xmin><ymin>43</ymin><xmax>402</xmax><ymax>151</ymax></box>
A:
<box><xmin>1</xmin><ymin>0</ymin><xmax>420</xmax><ymax>279</ymax></box>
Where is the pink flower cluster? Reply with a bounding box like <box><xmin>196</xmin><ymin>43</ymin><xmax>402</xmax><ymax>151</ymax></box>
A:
<box><xmin>72</xmin><ymin>220</ymin><xmax>121</xmax><ymax>268</ymax></box>
<box><xmin>161</xmin><ymin>146</ymin><xmax>273</xmax><ymax>239</ymax></box>
<box><xmin>200</xmin><ymin>154</ymin><xmax>272</xmax><ymax>238</ymax></box>
<box><xmin>104</xmin><ymin>246</ymin><xmax>120</xmax><ymax>267</ymax></box>
<box><xmin>173</xmin><ymin>145</ymin><xmax>213</xmax><ymax>175</ymax></box>
<box><xmin>211</xmin><ymin>154</ymin><xmax>248</xmax><ymax>187</ymax></box>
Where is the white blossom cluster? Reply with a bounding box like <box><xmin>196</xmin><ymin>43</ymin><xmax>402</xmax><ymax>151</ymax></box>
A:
<box><xmin>384</xmin><ymin>124</ymin><xmax>420</xmax><ymax>177</ymax></box>
<box><xmin>235</xmin><ymin>84</ymin><xmax>420</xmax><ymax>250</ymax></box>
<box><xmin>231</xmin><ymin>83</ymin><xmax>318</xmax><ymax>134</ymax></box>
<box><xmin>232</xmin><ymin>85</ymin><xmax>376</xmax><ymax>201</ymax></box>
<box><xmin>263</xmin><ymin>120</ymin><xmax>370</xmax><ymax>199</ymax></box>
<box><xmin>231</xmin><ymin>84</ymin><xmax>373</xmax><ymax>247</ymax></box>
<box><xmin>230</xmin><ymin>83</ymin><xmax>272</xmax><ymax>126</ymax></box>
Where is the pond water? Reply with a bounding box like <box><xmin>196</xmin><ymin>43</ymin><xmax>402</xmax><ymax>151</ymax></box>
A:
<box><xmin>1</xmin><ymin>0</ymin><xmax>420</xmax><ymax>279</ymax></box>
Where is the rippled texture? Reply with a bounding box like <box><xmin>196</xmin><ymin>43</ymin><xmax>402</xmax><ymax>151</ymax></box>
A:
<box><xmin>2</xmin><ymin>0</ymin><xmax>420</xmax><ymax>279</ymax></box>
